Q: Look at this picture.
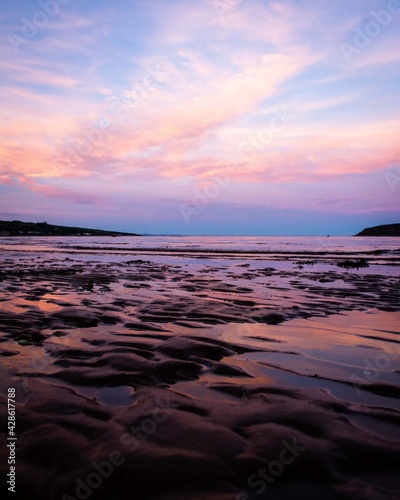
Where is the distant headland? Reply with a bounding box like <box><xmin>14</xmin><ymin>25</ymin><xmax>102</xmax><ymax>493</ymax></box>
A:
<box><xmin>355</xmin><ymin>223</ymin><xmax>400</xmax><ymax>237</ymax></box>
<box><xmin>0</xmin><ymin>220</ymin><xmax>139</xmax><ymax>237</ymax></box>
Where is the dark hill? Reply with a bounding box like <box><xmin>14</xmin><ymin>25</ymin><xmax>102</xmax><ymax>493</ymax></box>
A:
<box><xmin>0</xmin><ymin>220</ymin><xmax>139</xmax><ymax>237</ymax></box>
<box><xmin>355</xmin><ymin>223</ymin><xmax>400</xmax><ymax>237</ymax></box>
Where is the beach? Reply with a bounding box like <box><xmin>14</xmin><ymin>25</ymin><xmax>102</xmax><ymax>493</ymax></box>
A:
<box><xmin>0</xmin><ymin>236</ymin><xmax>399</xmax><ymax>499</ymax></box>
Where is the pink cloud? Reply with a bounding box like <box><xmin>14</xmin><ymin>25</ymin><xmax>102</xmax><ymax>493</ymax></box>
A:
<box><xmin>20</xmin><ymin>179</ymin><xmax>107</xmax><ymax>205</ymax></box>
<box><xmin>1</xmin><ymin>0</ymin><xmax>399</xmax><ymax>226</ymax></box>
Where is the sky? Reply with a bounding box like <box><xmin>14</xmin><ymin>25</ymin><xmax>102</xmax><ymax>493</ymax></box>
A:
<box><xmin>0</xmin><ymin>0</ymin><xmax>399</xmax><ymax>235</ymax></box>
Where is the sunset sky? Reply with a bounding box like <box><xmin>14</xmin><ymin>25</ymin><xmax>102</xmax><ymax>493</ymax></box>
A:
<box><xmin>1</xmin><ymin>0</ymin><xmax>399</xmax><ymax>235</ymax></box>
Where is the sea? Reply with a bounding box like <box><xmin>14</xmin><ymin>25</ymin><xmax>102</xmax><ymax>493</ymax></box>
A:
<box><xmin>1</xmin><ymin>234</ymin><xmax>399</xmax><ymax>254</ymax></box>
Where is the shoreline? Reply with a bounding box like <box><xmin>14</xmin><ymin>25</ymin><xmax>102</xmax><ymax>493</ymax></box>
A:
<box><xmin>0</xmin><ymin>244</ymin><xmax>399</xmax><ymax>499</ymax></box>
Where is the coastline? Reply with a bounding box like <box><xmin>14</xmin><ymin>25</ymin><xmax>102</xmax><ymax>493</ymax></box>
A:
<box><xmin>0</xmin><ymin>237</ymin><xmax>399</xmax><ymax>499</ymax></box>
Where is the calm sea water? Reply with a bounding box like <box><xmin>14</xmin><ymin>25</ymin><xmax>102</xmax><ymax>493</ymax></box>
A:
<box><xmin>0</xmin><ymin>235</ymin><xmax>399</xmax><ymax>255</ymax></box>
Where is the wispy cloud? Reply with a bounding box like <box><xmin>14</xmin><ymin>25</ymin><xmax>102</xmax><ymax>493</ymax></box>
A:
<box><xmin>0</xmin><ymin>0</ymin><xmax>399</xmax><ymax>232</ymax></box>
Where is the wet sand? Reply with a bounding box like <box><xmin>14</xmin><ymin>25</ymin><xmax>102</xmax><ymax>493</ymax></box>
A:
<box><xmin>0</xmin><ymin>247</ymin><xmax>399</xmax><ymax>499</ymax></box>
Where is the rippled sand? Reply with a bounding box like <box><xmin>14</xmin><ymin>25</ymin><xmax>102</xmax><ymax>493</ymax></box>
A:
<box><xmin>0</xmin><ymin>248</ymin><xmax>399</xmax><ymax>499</ymax></box>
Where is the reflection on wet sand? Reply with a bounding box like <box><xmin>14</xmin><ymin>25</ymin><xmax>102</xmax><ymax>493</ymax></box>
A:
<box><xmin>0</xmin><ymin>243</ymin><xmax>399</xmax><ymax>499</ymax></box>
